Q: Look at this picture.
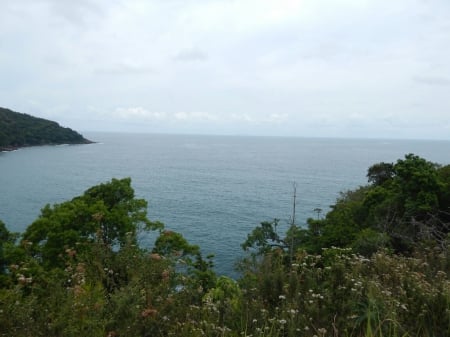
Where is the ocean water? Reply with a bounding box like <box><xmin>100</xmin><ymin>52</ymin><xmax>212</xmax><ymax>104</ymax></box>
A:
<box><xmin>1</xmin><ymin>133</ymin><xmax>450</xmax><ymax>276</ymax></box>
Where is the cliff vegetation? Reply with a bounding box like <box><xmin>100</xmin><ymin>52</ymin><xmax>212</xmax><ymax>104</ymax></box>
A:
<box><xmin>0</xmin><ymin>107</ymin><xmax>91</xmax><ymax>151</ymax></box>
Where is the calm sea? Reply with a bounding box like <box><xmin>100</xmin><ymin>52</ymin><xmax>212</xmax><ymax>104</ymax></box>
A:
<box><xmin>1</xmin><ymin>133</ymin><xmax>450</xmax><ymax>276</ymax></box>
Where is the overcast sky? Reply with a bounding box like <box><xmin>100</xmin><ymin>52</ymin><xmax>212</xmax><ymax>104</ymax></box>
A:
<box><xmin>1</xmin><ymin>0</ymin><xmax>450</xmax><ymax>139</ymax></box>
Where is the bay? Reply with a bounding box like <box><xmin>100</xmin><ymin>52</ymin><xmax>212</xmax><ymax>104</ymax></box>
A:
<box><xmin>1</xmin><ymin>133</ymin><xmax>450</xmax><ymax>277</ymax></box>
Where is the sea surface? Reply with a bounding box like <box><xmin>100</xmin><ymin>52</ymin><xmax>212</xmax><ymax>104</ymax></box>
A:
<box><xmin>1</xmin><ymin>133</ymin><xmax>450</xmax><ymax>277</ymax></box>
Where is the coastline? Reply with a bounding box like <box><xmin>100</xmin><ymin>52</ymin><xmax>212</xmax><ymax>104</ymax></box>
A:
<box><xmin>0</xmin><ymin>139</ymin><xmax>95</xmax><ymax>152</ymax></box>
<box><xmin>0</xmin><ymin>146</ymin><xmax>19</xmax><ymax>152</ymax></box>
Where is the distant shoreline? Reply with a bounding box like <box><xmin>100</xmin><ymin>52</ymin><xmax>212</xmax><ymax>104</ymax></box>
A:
<box><xmin>0</xmin><ymin>146</ymin><xmax>19</xmax><ymax>152</ymax></box>
<box><xmin>0</xmin><ymin>139</ymin><xmax>95</xmax><ymax>152</ymax></box>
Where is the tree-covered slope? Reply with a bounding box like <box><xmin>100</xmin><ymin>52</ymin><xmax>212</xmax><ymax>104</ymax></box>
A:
<box><xmin>0</xmin><ymin>107</ymin><xmax>92</xmax><ymax>150</ymax></box>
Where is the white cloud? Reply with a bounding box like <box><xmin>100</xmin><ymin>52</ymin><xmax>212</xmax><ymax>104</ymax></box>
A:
<box><xmin>114</xmin><ymin>107</ymin><xmax>167</xmax><ymax>120</ymax></box>
<box><xmin>230</xmin><ymin>113</ymin><xmax>254</xmax><ymax>123</ymax></box>
<box><xmin>173</xmin><ymin>48</ymin><xmax>208</xmax><ymax>62</ymax></box>
<box><xmin>1</xmin><ymin>0</ymin><xmax>450</xmax><ymax>139</ymax></box>
<box><xmin>264</xmin><ymin>113</ymin><xmax>289</xmax><ymax>124</ymax></box>
<box><xmin>94</xmin><ymin>62</ymin><xmax>156</xmax><ymax>75</ymax></box>
<box><xmin>174</xmin><ymin>111</ymin><xmax>218</xmax><ymax>121</ymax></box>
<box><xmin>413</xmin><ymin>76</ymin><xmax>450</xmax><ymax>86</ymax></box>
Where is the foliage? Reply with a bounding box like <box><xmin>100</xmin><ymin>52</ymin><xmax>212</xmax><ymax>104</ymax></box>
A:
<box><xmin>0</xmin><ymin>178</ymin><xmax>219</xmax><ymax>337</ymax></box>
<box><xmin>0</xmin><ymin>221</ymin><xmax>17</xmax><ymax>286</ymax></box>
<box><xmin>242</xmin><ymin>219</ymin><xmax>290</xmax><ymax>255</ymax></box>
<box><xmin>262</xmin><ymin>154</ymin><xmax>450</xmax><ymax>256</ymax></box>
<box><xmin>367</xmin><ymin>162</ymin><xmax>395</xmax><ymax>186</ymax></box>
<box><xmin>1</xmin><ymin>155</ymin><xmax>449</xmax><ymax>336</ymax></box>
<box><xmin>237</xmin><ymin>247</ymin><xmax>450</xmax><ymax>337</ymax></box>
<box><xmin>21</xmin><ymin>178</ymin><xmax>162</xmax><ymax>270</ymax></box>
<box><xmin>0</xmin><ymin>107</ymin><xmax>91</xmax><ymax>150</ymax></box>
<box><xmin>0</xmin><ymin>221</ymin><xmax>10</xmax><ymax>274</ymax></box>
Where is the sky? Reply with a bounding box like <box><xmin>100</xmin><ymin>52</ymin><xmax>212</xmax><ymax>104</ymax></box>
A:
<box><xmin>1</xmin><ymin>0</ymin><xmax>450</xmax><ymax>139</ymax></box>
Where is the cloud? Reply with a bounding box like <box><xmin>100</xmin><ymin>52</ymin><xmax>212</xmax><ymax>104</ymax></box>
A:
<box><xmin>94</xmin><ymin>62</ymin><xmax>156</xmax><ymax>75</ymax></box>
<box><xmin>230</xmin><ymin>113</ymin><xmax>254</xmax><ymax>123</ymax></box>
<box><xmin>114</xmin><ymin>107</ymin><xmax>167</xmax><ymax>120</ymax></box>
<box><xmin>111</xmin><ymin>108</ymin><xmax>288</xmax><ymax>126</ymax></box>
<box><xmin>173</xmin><ymin>48</ymin><xmax>208</xmax><ymax>62</ymax></box>
<box><xmin>113</xmin><ymin>108</ymin><xmax>219</xmax><ymax>123</ymax></box>
<box><xmin>413</xmin><ymin>76</ymin><xmax>450</xmax><ymax>86</ymax></box>
<box><xmin>264</xmin><ymin>113</ymin><xmax>289</xmax><ymax>123</ymax></box>
<box><xmin>229</xmin><ymin>113</ymin><xmax>289</xmax><ymax>124</ymax></box>
<box><xmin>47</xmin><ymin>0</ymin><xmax>106</xmax><ymax>26</ymax></box>
<box><xmin>174</xmin><ymin>111</ymin><xmax>218</xmax><ymax>121</ymax></box>
<box><xmin>1</xmin><ymin>0</ymin><xmax>450</xmax><ymax>139</ymax></box>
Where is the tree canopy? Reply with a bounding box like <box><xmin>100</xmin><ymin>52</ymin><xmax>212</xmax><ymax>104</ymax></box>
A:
<box><xmin>244</xmin><ymin>154</ymin><xmax>450</xmax><ymax>256</ymax></box>
<box><xmin>22</xmin><ymin>178</ymin><xmax>162</xmax><ymax>269</ymax></box>
<box><xmin>0</xmin><ymin>107</ymin><xmax>91</xmax><ymax>150</ymax></box>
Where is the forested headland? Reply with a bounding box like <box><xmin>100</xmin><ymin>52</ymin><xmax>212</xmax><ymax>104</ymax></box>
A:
<box><xmin>0</xmin><ymin>154</ymin><xmax>449</xmax><ymax>337</ymax></box>
<box><xmin>0</xmin><ymin>107</ymin><xmax>92</xmax><ymax>151</ymax></box>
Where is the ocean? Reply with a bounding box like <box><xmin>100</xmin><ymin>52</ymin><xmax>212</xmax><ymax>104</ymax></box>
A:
<box><xmin>1</xmin><ymin>133</ymin><xmax>450</xmax><ymax>277</ymax></box>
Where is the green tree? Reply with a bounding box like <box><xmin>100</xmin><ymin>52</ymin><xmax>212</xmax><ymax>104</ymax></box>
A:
<box><xmin>367</xmin><ymin>162</ymin><xmax>394</xmax><ymax>186</ymax></box>
<box><xmin>393</xmin><ymin>154</ymin><xmax>441</xmax><ymax>220</ymax></box>
<box><xmin>0</xmin><ymin>221</ymin><xmax>23</xmax><ymax>286</ymax></box>
<box><xmin>316</xmin><ymin>187</ymin><xmax>369</xmax><ymax>252</ymax></box>
<box><xmin>22</xmin><ymin>178</ymin><xmax>161</xmax><ymax>269</ymax></box>
<box><xmin>0</xmin><ymin>221</ymin><xmax>14</xmax><ymax>277</ymax></box>
<box><xmin>0</xmin><ymin>221</ymin><xmax>10</xmax><ymax>273</ymax></box>
<box><xmin>241</xmin><ymin>219</ymin><xmax>288</xmax><ymax>255</ymax></box>
<box><xmin>153</xmin><ymin>229</ymin><xmax>217</xmax><ymax>294</ymax></box>
<box><xmin>243</xmin><ymin>154</ymin><xmax>450</xmax><ymax>257</ymax></box>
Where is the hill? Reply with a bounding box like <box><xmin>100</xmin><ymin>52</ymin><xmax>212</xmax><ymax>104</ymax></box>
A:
<box><xmin>0</xmin><ymin>107</ymin><xmax>92</xmax><ymax>151</ymax></box>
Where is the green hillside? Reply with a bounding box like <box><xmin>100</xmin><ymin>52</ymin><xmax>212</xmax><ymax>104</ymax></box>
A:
<box><xmin>0</xmin><ymin>107</ymin><xmax>92</xmax><ymax>150</ymax></box>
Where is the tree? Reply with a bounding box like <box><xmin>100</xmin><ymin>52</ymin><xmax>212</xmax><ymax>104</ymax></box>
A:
<box><xmin>437</xmin><ymin>164</ymin><xmax>450</xmax><ymax>223</ymax></box>
<box><xmin>367</xmin><ymin>162</ymin><xmax>394</xmax><ymax>186</ymax></box>
<box><xmin>153</xmin><ymin>230</ymin><xmax>200</xmax><ymax>258</ymax></box>
<box><xmin>393</xmin><ymin>154</ymin><xmax>441</xmax><ymax>220</ymax></box>
<box><xmin>0</xmin><ymin>220</ymin><xmax>12</xmax><ymax>274</ymax></box>
<box><xmin>22</xmin><ymin>178</ymin><xmax>161</xmax><ymax>269</ymax></box>
<box><xmin>0</xmin><ymin>221</ymin><xmax>23</xmax><ymax>286</ymax></box>
<box><xmin>241</xmin><ymin>219</ymin><xmax>288</xmax><ymax>255</ymax></box>
<box><xmin>243</xmin><ymin>154</ymin><xmax>450</xmax><ymax>257</ymax></box>
<box><xmin>326</xmin><ymin>154</ymin><xmax>448</xmax><ymax>252</ymax></box>
<box><xmin>315</xmin><ymin>187</ymin><xmax>369</xmax><ymax>251</ymax></box>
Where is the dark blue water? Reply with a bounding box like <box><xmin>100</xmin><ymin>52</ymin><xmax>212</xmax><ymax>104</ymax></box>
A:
<box><xmin>1</xmin><ymin>133</ymin><xmax>450</xmax><ymax>276</ymax></box>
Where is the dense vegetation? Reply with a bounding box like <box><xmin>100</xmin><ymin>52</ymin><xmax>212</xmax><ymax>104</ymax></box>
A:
<box><xmin>0</xmin><ymin>155</ymin><xmax>449</xmax><ymax>337</ymax></box>
<box><xmin>0</xmin><ymin>107</ymin><xmax>91</xmax><ymax>150</ymax></box>
<box><xmin>244</xmin><ymin>154</ymin><xmax>450</xmax><ymax>257</ymax></box>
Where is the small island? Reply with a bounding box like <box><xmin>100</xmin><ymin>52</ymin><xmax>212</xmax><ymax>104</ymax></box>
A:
<box><xmin>0</xmin><ymin>107</ymin><xmax>92</xmax><ymax>151</ymax></box>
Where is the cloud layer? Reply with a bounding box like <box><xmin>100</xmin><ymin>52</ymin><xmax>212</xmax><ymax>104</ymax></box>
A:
<box><xmin>1</xmin><ymin>0</ymin><xmax>449</xmax><ymax>139</ymax></box>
